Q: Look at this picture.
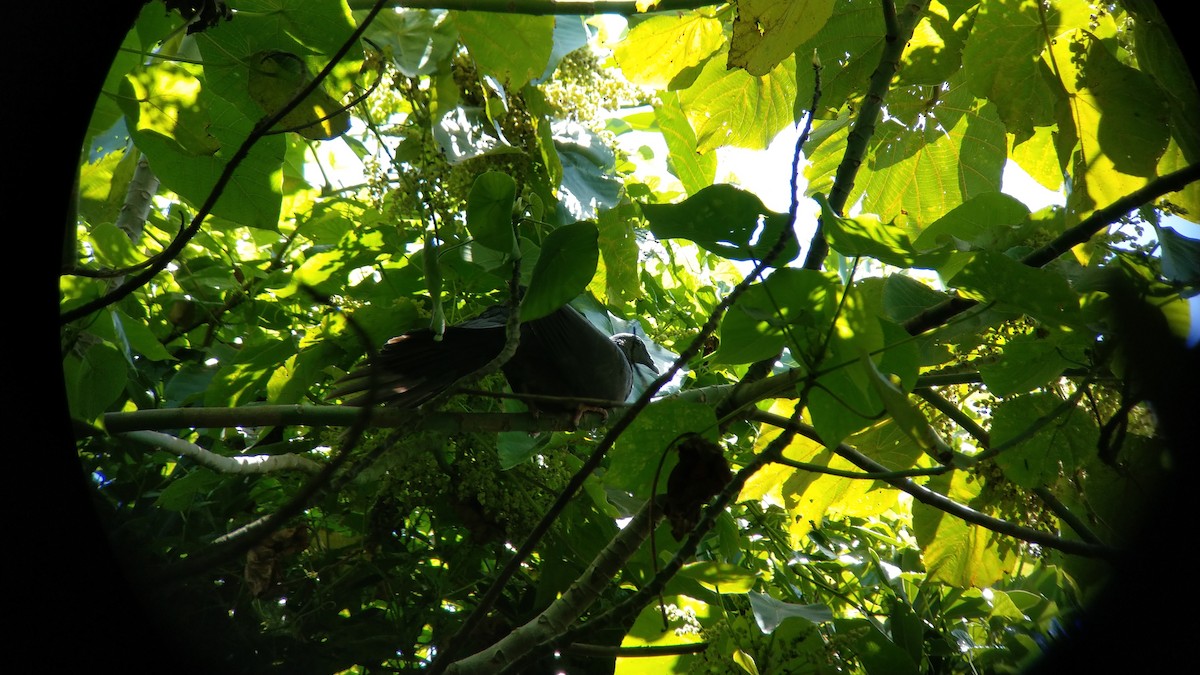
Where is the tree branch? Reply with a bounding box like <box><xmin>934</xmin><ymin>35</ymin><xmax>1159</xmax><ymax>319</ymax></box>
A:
<box><xmin>119</xmin><ymin>430</ymin><xmax>322</xmax><ymax>474</ymax></box>
<box><xmin>445</xmin><ymin>497</ymin><xmax>664</xmax><ymax>675</ymax></box>
<box><xmin>803</xmin><ymin>0</ymin><xmax>928</xmax><ymax>268</ymax></box>
<box><xmin>903</xmin><ymin>161</ymin><xmax>1200</xmax><ymax>336</ymax></box>
<box><xmin>748</xmin><ymin>409</ymin><xmax>1118</xmax><ymax>560</ymax></box>
<box><xmin>345</xmin><ymin>0</ymin><xmax>716</xmax><ymax>14</ymax></box>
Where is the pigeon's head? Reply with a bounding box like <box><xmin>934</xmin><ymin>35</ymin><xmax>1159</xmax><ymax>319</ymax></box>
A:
<box><xmin>611</xmin><ymin>333</ymin><xmax>658</xmax><ymax>375</ymax></box>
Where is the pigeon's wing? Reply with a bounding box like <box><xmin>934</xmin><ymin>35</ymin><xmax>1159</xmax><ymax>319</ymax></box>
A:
<box><xmin>502</xmin><ymin>305</ymin><xmax>633</xmax><ymax>410</ymax></box>
<box><xmin>329</xmin><ymin>305</ymin><xmax>510</xmax><ymax>406</ymax></box>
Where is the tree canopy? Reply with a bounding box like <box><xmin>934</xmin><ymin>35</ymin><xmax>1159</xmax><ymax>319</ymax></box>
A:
<box><xmin>59</xmin><ymin>1</ymin><xmax>1198</xmax><ymax>673</ymax></box>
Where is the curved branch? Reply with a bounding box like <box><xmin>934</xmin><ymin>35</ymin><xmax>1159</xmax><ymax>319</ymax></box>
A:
<box><xmin>120</xmin><ymin>430</ymin><xmax>322</xmax><ymax>474</ymax></box>
<box><xmin>803</xmin><ymin>0</ymin><xmax>928</xmax><ymax>268</ymax></box>
<box><xmin>748</xmin><ymin>409</ymin><xmax>1118</xmax><ymax>560</ymax></box>
<box><xmin>445</xmin><ymin>498</ymin><xmax>664</xmax><ymax>675</ymax></box>
<box><xmin>904</xmin><ymin>161</ymin><xmax>1200</xmax><ymax>336</ymax></box>
<box><xmin>345</xmin><ymin>0</ymin><xmax>716</xmax><ymax>14</ymax></box>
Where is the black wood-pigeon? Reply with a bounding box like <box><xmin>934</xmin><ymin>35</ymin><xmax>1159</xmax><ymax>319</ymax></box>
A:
<box><xmin>331</xmin><ymin>301</ymin><xmax>657</xmax><ymax>417</ymax></box>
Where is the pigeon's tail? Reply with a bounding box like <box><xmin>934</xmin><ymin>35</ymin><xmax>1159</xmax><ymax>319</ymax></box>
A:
<box><xmin>328</xmin><ymin>324</ymin><xmax>505</xmax><ymax>407</ymax></box>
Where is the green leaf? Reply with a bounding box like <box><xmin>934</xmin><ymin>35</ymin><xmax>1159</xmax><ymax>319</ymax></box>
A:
<box><xmin>978</xmin><ymin>330</ymin><xmax>1081</xmax><ymax>397</ymax></box>
<box><xmin>727</xmin><ymin>0</ymin><xmax>835</xmax><ymax>76</ymax></box>
<box><xmin>556</xmin><ymin>124</ymin><xmax>622</xmax><ymax>220</ymax></box>
<box><xmin>1010</xmin><ymin>126</ymin><xmax>1065</xmax><ymax>192</ymax></box>
<box><xmin>856</xmin><ymin>76</ymin><xmax>1007</xmax><ymax>226</ymax></box>
<box><xmin>913</xmin><ymin>192</ymin><xmax>1032</xmax><ymax>252</ymax></box>
<box><xmin>193</xmin><ymin>0</ymin><xmax>361</xmax><ymax>133</ymax></box>
<box><xmin>1055</xmin><ymin>28</ymin><xmax>1171</xmax><ymax>178</ymax></box>
<box><xmin>948</xmin><ymin>250</ymin><xmax>1081</xmax><ymax>328</ymax></box>
<box><xmin>522</xmin><ymin>221</ymin><xmax>599</xmax><ymax>321</ymax></box>
<box><xmin>87</xmin><ymin>222</ymin><xmax>142</xmax><ymax>268</ymax></box>
<box><xmin>833</xmin><ymin>618</ymin><xmax>920</xmax><ymax>675</ymax></box>
<box><xmin>118</xmin><ymin>74</ymin><xmax>285</xmax><ymax>229</ymax></box>
<box><xmin>677</xmin><ymin>562</ymin><xmax>757</xmax><ymax>593</ymax></box>
<box><xmin>991</xmin><ymin>393</ymin><xmax>1098</xmax><ymax>489</ymax></box>
<box><xmin>614</xmin><ymin>12</ymin><xmax>724</xmax><ymax>89</ymax></box>
<box><xmin>711</xmin><ymin>268</ymin><xmax>839</xmax><ymax>365</ymax></box>
<box><xmin>67</xmin><ymin>343</ymin><xmax>127</xmax><ymax>422</ymax></box>
<box><xmin>678</xmin><ymin>53</ymin><xmax>797</xmax><ymax>152</ymax></box>
<box><xmin>654</xmin><ymin>91</ymin><xmax>717</xmax><ymax>196</ymax></box>
<box><xmin>605</xmin><ymin>399</ymin><xmax>718</xmax><ymax>495</ymax></box>
<box><xmin>881</xmin><ymin>273</ymin><xmax>952</xmax><ymax>323</ymax></box>
<box><xmin>269</xmin><ymin>341</ymin><xmax>339</xmax><ymax>404</ymax></box>
<box><xmin>112</xmin><ymin>309</ymin><xmax>174</xmax><ymax>362</ymax></box>
<box><xmin>364</xmin><ymin>9</ymin><xmax>458</xmax><ymax>77</ymax></box>
<box><xmin>453</xmin><ymin>11</ymin><xmax>554</xmax><ymax>87</ymax></box>
<box><xmin>815</xmin><ymin>194</ymin><xmax>952</xmax><ymax>269</ymax></box>
<box><xmin>913</xmin><ymin>472</ymin><xmax>1015</xmax><ymax>588</ymax></box>
<box><xmin>861</xmin><ymin>356</ymin><xmax>953</xmax><ymax>462</ymax></box>
<box><xmin>155</xmin><ymin>468</ymin><xmax>221</xmax><ymax>512</ymax></box>
<box><xmin>247</xmin><ymin>50</ymin><xmax>350</xmax><ymax>140</ymax></box>
<box><xmin>643</xmin><ymin>184</ymin><xmax>799</xmax><ymax>264</ymax></box>
<box><xmin>1155</xmin><ymin>223</ymin><xmax>1200</xmax><ymax>288</ymax></box>
<box><xmin>899</xmin><ymin>0</ymin><xmax>967</xmax><ymax>87</ymax></box>
<box><xmin>206</xmin><ymin>338</ymin><xmax>297</xmax><ymax>407</ymax></box>
<box><xmin>596</xmin><ymin>201</ymin><xmax>643</xmax><ymax>306</ymax></box>
<box><xmin>1052</xmin><ymin>27</ymin><xmax>1171</xmax><ymax>220</ymax></box>
<box><xmin>466</xmin><ymin>171</ymin><xmax>518</xmax><ymax>255</ymax></box>
<box><xmin>961</xmin><ymin>0</ymin><xmax>1075</xmax><ymax>140</ymax></box>
<box><xmin>790</xmin><ymin>0</ymin><xmax>886</xmax><ymax>118</ymax></box>
<box><xmin>748</xmin><ymin>592</ymin><xmax>833</xmax><ymax>632</ymax></box>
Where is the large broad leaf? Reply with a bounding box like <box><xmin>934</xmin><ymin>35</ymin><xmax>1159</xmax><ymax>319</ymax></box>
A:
<box><xmin>64</xmin><ymin>342</ymin><xmax>128</xmax><ymax>423</ymax></box>
<box><xmin>748</xmin><ymin>592</ymin><xmax>833</xmax><ymax>632</ymax></box>
<box><xmin>912</xmin><ymin>471</ymin><xmax>1016</xmax><ymax>588</ymax></box>
<box><xmin>960</xmin><ymin>0</ymin><xmax>1086</xmax><ymax>141</ymax></box>
<box><xmin>465</xmin><ymin>171</ymin><xmax>517</xmax><ymax>255</ymax></box>
<box><xmin>862</xmin><ymin>356</ymin><xmax>953</xmax><ymax>462</ymax></box>
<box><xmin>596</xmin><ymin>201</ymin><xmax>643</xmax><ymax>305</ymax></box>
<box><xmin>654</xmin><ymin>91</ymin><xmax>717</xmax><ymax>196</ymax></box>
<box><xmin>643</xmin><ymin>184</ymin><xmax>799</xmax><ymax>264</ymax></box>
<box><xmin>809</xmin><ymin>280</ymin><xmax>920</xmax><ymax>448</ymax></box>
<box><xmin>535</xmin><ymin>15</ymin><xmax>591</xmax><ymax>83</ymax></box>
<box><xmin>727</xmin><ymin>0</ymin><xmax>835</xmax><ymax>76</ymax></box>
<box><xmin>948</xmin><ymin>250</ymin><xmax>1081</xmax><ymax>329</ymax></box>
<box><xmin>118</xmin><ymin>72</ymin><xmax>284</xmax><ymax>229</ymax></box>
<box><xmin>604</xmin><ymin>399</ymin><xmax>718</xmax><ymax>496</ymax></box>
<box><xmin>789</xmin><ymin>0</ymin><xmax>886</xmax><ymax>119</ymax></box>
<box><xmin>196</xmin><ymin>0</ymin><xmax>362</xmax><ymax>125</ymax></box>
<box><xmin>678</xmin><ymin>53</ymin><xmax>796</xmax><ymax>153</ymax></box>
<box><xmin>677</xmin><ymin>562</ymin><xmax>757</xmax><ymax>593</ymax></box>
<box><xmin>364</xmin><ymin>9</ymin><xmax>458</xmax><ymax>77</ymax></box>
<box><xmin>854</xmin><ymin>75</ymin><xmax>1007</xmax><ymax>227</ymax></box>
<box><xmin>913</xmin><ymin>192</ymin><xmax>1032</xmax><ymax>253</ymax></box>
<box><xmin>1155</xmin><ymin>223</ymin><xmax>1200</xmax><ymax>290</ymax></box>
<box><xmin>815</xmin><ymin>194</ymin><xmax>952</xmax><ymax>269</ymax></box>
<box><xmin>614</xmin><ymin>12</ymin><xmax>724</xmax><ymax>89</ymax></box>
<box><xmin>453</xmin><ymin>11</ymin><xmax>554</xmax><ymax>87</ymax></box>
<box><xmin>990</xmin><ymin>393</ymin><xmax>1098</xmax><ymax>489</ymax></box>
<box><xmin>434</xmin><ymin>106</ymin><xmax>523</xmax><ymax>164</ymax></box>
<box><xmin>554</xmin><ymin>122</ymin><xmax>622</xmax><ymax>221</ymax></box>
<box><xmin>205</xmin><ymin>338</ymin><xmax>297</xmax><ymax>407</ymax></box>
<box><xmin>522</xmin><ymin>221</ymin><xmax>599</xmax><ymax>321</ymax></box>
<box><xmin>247</xmin><ymin>50</ymin><xmax>350</xmax><ymax>140</ymax></box>
<box><xmin>833</xmin><ymin>619</ymin><xmax>921</xmax><ymax>675</ymax></box>
<box><xmin>978</xmin><ymin>329</ymin><xmax>1086</xmax><ymax>397</ymax></box>
<box><xmin>1053</xmin><ymin>28</ymin><xmax>1172</xmax><ymax>221</ymax></box>
<box><xmin>711</xmin><ymin>268</ymin><xmax>839</xmax><ymax>365</ymax></box>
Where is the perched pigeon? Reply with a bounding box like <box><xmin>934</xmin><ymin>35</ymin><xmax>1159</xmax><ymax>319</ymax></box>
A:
<box><xmin>331</xmin><ymin>301</ymin><xmax>657</xmax><ymax>418</ymax></box>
